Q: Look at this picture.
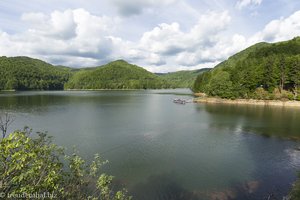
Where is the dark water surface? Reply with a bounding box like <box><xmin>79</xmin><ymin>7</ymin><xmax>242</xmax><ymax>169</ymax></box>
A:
<box><xmin>1</xmin><ymin>89</ymin><xmax>300</xmax><ymax>200</ymax></box>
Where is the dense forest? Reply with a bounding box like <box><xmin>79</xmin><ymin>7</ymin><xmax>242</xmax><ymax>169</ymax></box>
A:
<box><xmin>65</xmin><ymin>60</ymin><xmax>172</xmax><ymax>89</ymax></box>
<box><xmin>193</xmin><ymin>37</ymin><xmax>300</xmax><ymax>100</ymax></box>
<box><xmin>0</xmin><ymin>56</ymin><xmax>71</xmax><ymax>90</ymax></box>
<box><xmin>158</xmin><ymin>68</ymin><xmax>210</xmax><ymax>88</ymax></box>
<box><xmin>0</xmin><ymin>57</ymin><xmax>205</xmax><ymax>90</ymax></box>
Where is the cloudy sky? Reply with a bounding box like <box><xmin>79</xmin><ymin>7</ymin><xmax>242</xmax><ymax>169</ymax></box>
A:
<box><xmin>0</xmin><ymin>0</ymin><xmax>300</xmax><ymax>72</ymax></box>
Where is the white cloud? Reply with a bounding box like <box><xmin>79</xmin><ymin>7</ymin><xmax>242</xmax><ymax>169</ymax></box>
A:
<box><xmin>124</xmin><ymin>9</ymin><xmax>300</xmax><ymax>72</ymax></box>
<box><xmin>73</xmin><ymin>9</ymin><xmax>120</xmax><ymax>38</ymax></box>
<box><xmin>137</xmin><ymin>11</ymin><xmax>232</xmax><ymax>68</ymax></box>
<box><xmin>236</xmin><ymin>0</ymin><xmax>262</xmax><ymax>10</ymax></box>
<box><xmin>22</xmin><ymin>10</ymin><xmax>77</xmax><ymax>40</ymax></box>
<box><xmin>0</xmin><ymin>9</ymin><xmax>243</xmax><ymax>71</ymax></box>
<box><xmin>111</xmin><ymin>0</ymin><xmax>178</xmax><ymax>16</ymax></box>
<box><xmin>250</xmin><ymin>10</ymin><xmax>300</xmax><ymax>43</ymax></box>
<box><xmin>147</xmin><ymin>53</ymin><xmax>166</xmax><ymax>66</ymax></box>
<box><xmin>140</xmin><ymin>22</ymin><xmax>185</xmax><ymax>55</ymax></box>
<box><xmin>1</xmin><ymin>6</ymin><xmax>300</xmax><ymax>72</ymax></box>
<box><xmin>140</xmin><ymin>11</ymin><xmax>231</xmax><ymax>55</ymax></box>
<box><xmin>174</xmin><ymin>34</ymin><xmax>247</xmax><ymax>66</ymax></box>
<box><xmin>21</xmin><ymin>12</ymin><xmax>47</xmax><ymax>26</ymax></box>
<box><xmin>0</xmin><ymin>9</ymin><xmax>121</xmax><ymax>66</ymax></box>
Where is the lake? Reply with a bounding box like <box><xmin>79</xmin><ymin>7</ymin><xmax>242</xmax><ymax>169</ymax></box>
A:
<box><xmin>1</xmin><ymin>89</ymin><xmax>300</xmax><ymax>200</ymax></box>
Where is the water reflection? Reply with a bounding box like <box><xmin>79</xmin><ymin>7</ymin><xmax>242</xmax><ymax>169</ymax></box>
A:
<box><xmin>0</xmin><ymin>91</ymin><xmax>136</xmax><ymax>114</ymax></box>
<box><xmin>129</xmin><ymin>173</ymin><xmax>270</xmax><ymax>200</ymax></box>
<box><xmin>194</xmin><ymin>103</ymin><xmax>300</xmax><ymax>199</ymax></box>
<box><xmin>286</xmin><ymin>148</ymin><xmax>300</xmax><ymax>168</ymax></box>
<box><xmin>130</xmin><ymin>174</ymin><xmax>199</xmax><ymax>200</ymax></box>
<box><xmin>200</xmin><ymin>104</ymin><xmax>300</xmax><ymax>139</ymax></box>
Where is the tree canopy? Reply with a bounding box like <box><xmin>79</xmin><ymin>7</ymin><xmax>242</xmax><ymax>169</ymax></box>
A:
<box><xmin>64</xmin><ymin>60</ymin><xmax>172</xmax><ymax>90</ymax></box>
<box><xmin>193</xmin><ymin>37</ymin><xmax>300</xmax><ymax>100</ymax></box>
<box><xmin>0</xmin><ymin>56</ymin><xmax>71</xmax><ymax>90</ymax></box>
<box><xmin>157</xmin><ymin>68</ymin><xmax>210</xmax><ymax>88</ymax></box>
<box><xmin>0</xmin><ymin>57</ymin><xmax>207</xmax><ymax>90</ymax></box>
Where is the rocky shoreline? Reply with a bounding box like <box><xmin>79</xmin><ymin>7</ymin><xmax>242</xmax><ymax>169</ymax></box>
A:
<box><xmin>193</xmin><ymin>97</ymin><xmax>300</xmax><ymax>107</ymax></box>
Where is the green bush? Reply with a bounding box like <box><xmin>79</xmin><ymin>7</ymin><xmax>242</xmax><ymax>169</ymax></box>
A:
<box><xmin>252</xmin><ymin>87</ymin><xmax>269</xmax><ymax>100</ymax></box>
<box><xmin>271</xmin><ymin>88</ymin><xmax>294</xmax><ymax>101</ymax></box>
<box><xmin>0</xmin><ymin>129</ymin><xmax>131</xmax><ymax>200</ymax></box>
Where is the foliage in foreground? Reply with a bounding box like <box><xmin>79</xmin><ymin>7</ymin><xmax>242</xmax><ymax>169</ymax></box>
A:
<box><xmin>289</xmin><ymin>173</ymin><xmax>300</xmax><ymax>200</ymax></box>
<box><xmin>0</xmin><ymin>128</ymin><xmax>131</xmax><ymax>200</ymax></box>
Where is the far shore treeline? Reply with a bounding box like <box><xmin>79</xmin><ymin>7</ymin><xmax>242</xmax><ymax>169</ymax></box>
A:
<box><xmin>192</xmin><ymin>36</ymin><xmax>300</xmax><ymax>101</ymax></box>
<box><xmin>0</xmin><ymin>57</ymin><xmax>208</xmax><ymax>90</ymax></box>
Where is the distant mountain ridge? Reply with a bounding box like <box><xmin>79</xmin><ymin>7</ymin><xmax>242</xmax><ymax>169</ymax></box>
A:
<box><xmin>0</xmin><ymin>56</ymin><xmax>207</xmax><ymax>90</ymax></box>
<box><xmin>157</xmin><ymin>68</ymin><xmax>211</xmax><ymax>88</ymax></box>
<box><xmin>65</xmin><ymin>60</ymin><xmax>172</xmax><ymax>89</ymax></box>
<box><xmin>0</xmin><ymin>56</ymin><xmax>71</xmax><ymax>90</ymax></box>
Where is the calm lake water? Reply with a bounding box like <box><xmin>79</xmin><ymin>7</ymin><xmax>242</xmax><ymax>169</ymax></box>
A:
<box><xmin>1</xmin><ymin>89</ymin><xmax>300</xmax><ymax>200</ymax></box>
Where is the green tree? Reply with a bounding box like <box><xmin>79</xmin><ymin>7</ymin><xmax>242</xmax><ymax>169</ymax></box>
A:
<box><xmin>289</xmin><ymin>58</ymin><xmax>300</xmax><ymax>99</ymax></box>
<box><xmin>192</xmin><ymin>37</ymin><xmax>300</xmax><ymax>100</ymax></box>
<box><xmin>208</xmin><ymin>71</ymin><xmax>234</xmax><ymax>98</ymax></box>
<box><xmin>0</xmin><ymin>129</ymin><xmax>64</xmax><ymax>196</ymax></box>
<box><xmin>263</xmin><ymin>57</ymin><xmax>277</xmax><ymax>92</ymax></box>
<box><xmin>64</xmin><ymin>60</ymin><xmax>172</xmax><ymax>90</ymax></box>
<box><xmin>278</xmin><ymin>55</ymin><xmax>287</xmax><ymax>93</ymax></box>
<box><xmin>192</xmin><ymin>71</ymin><xmax>211</xmax><ymax>93</ymax></box>
<box><xmin>0</xmin><ymin>129</ymin><xmax>131</xmax><ymax>200</ymax></box>
<box><xmin>0</xmin><ymin>56</ymin><xmax>71</xmax><ymax>91</ymax></box>
<box><xmin>4</xmin><ymin>78</ymin><xmax>18</xmax><ymax>90</ymax></box>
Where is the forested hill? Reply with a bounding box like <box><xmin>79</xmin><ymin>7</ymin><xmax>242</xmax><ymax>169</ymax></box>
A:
<box><xmin>0</xmin><ymin>56</ymin><xmax>71</xmax><ymax>90</ymax></box>
<box><xmin>193</xmin><ymin>37</ymin><xmax>300</xmax><ymax>100</ymax></box>
<box><xmin>64</xmin><ymin>60</ymin><xmax>172</xmax><ymax>89</ymax></box>
<box><xmin>0</xmin><ymin>56</ymin><xmax>208</xmax><ymax>90</ymax></box>
<box><xmin>157</xmin><ymin>68</ymin><xmax>210</xmax><ymax>88</ymax></box>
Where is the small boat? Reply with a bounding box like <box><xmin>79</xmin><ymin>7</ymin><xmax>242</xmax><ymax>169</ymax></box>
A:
<box><xmin>173</xmin><ymin>98</ymin><xmax>186</xmax><ymax>104</ymax></box>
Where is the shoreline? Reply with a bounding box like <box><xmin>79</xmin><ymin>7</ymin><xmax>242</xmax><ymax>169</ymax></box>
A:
<box><xmin>193</xmin><ymin>97</ymin><xmax>300</xmax><ymax>107</ymax></box>
<box><xmin>65</xmin><ymin>88</ymin><xmax>184</xmax><ymax>91</ymax></box>
<box><xmin>1</xmin><ymin>88</ymin><xmax>182</xmax><ymax>92</ymax></box>
<box><xmin>0</xmin><ymin>89</ymin><xmax>16</xmax><ymax>92</ymax></box>
<box><xmin>65</xmin><ymin>88</ymin><xmax>146</xmax><ymax>91</ymax></box>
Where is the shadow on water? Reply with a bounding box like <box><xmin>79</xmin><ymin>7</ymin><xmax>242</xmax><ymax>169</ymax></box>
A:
<box><xmin>129</xmin><ymin>173</ymin><xmax>199</xmax><ymax>200</ymax></box>
<box><xmin>194</xmin><ymin>103</ymin><xmax>300</xmax><ymax>199</ymax></box>
<box><xmin>128</xmin><ymin>173</ymin><xmax>279</xmax><ymax>200</ymax></box>
<box><xmin>0</xmin><ymin>91</ymin><xmax>136</xmax><ymax>113</ymax></box>
<box><xmin>233</xmin><ymin>136</ymin><xmax>298</xmax><ymax>200</ymax></box>
<box><xmin>198</xmin><ymin>103</ymin><xmax>300</xmax><ymax>140</ymax></box>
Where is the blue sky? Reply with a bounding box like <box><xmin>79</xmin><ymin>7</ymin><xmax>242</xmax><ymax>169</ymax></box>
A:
<box><xmin>0</xmin><ymin>0</ymin><xmax>300</xmax><ymax>72</ymax></box>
